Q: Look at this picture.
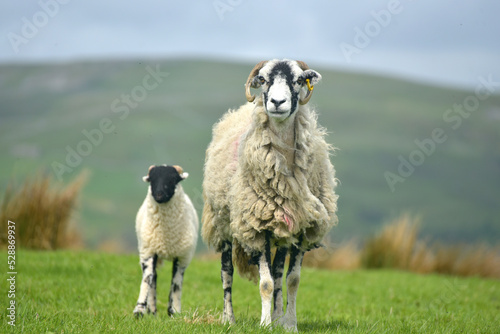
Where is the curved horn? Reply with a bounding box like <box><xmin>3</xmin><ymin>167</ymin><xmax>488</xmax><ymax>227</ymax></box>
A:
<box><xmin>296</xmin><ymin>60</ymin><xmax>314</xmax><ymax>105</ymax></box>
<box><xmin>299</xmin><ymin>86</ymin><xmax>313</xmax><ymax>105</ymax></box>
<box><xmin>245</xmin><ymin>60</ymin><xmax>268</xmax><ymax>102</ymax></box>
<box><xmin>296</xmin><ymin>60</ymin><xmax>309</xmax><ymax>71</ymax></box>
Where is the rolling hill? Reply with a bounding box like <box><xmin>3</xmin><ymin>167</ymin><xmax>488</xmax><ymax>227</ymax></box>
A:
<box><xmin>1</xmin><ymin>59</ymin><xmax>499</xmax><ymax>249</ymax></box>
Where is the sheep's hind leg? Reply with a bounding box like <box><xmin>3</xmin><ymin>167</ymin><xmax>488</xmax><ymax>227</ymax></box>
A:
<box><xmin>280</xmin><ymin>245</ymin><xmax>304</xmax><ymax>332</ymax></box>
<box><xmin>272</xmin><ymin>247</ymin><xmax>287</xmax><ymax>322</ymax></box>
<box><xmin>221</xmin><ymin>241</ymin><xmax>236</xmax><ymax>324</ymax></box>
<box><xmin>168</xmin><ymin>258</ymin><xmax>186</xmax><ymax>316</ymax></box>
<box><xmin>258</xmin><ymin>233</ymin><xmax>274</xmax><ymax>327</ymax></box>
<box><xmin>134</xmin><ymin>254</ymin><xmax>158</xmax><ymax>316</ymax></box>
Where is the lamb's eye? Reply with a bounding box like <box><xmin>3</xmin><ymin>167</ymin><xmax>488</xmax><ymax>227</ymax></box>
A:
<box><xmin>296</xmin><ymin>78</ymin><xmax>303</xmax><ymax>85</ymax></box>
<box><xmin>259</xmin><ymin>76</ymin><xmax>266</xmax><ymax>85</ymax></box>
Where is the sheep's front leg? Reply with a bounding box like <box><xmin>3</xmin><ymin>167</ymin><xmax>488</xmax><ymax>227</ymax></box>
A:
<box><xmin>134</xmin><ymin>254</ymin><xmax>158</xmax><ymax>316</ymax></box>
<box><xmin>168</xmin><ymin>258</ymin><xmax>186</xmax><ymax>316</ymax></box>
<box><xmin>258</xmin><ymin>235</ymin><xmax>273</xmax><ymax>327</ymax></box>
<box><xmin>280</xmin><ymin>245</ymin><xmax>304</xmax><ymax>332</ymax></box>
<box><xmin>272</xmin><ymin>247</ymin><xmax>288</xmax><ymax>322</ymax></box>
<box><xmin>221</xmin><ymin>241</ymin><xmax>235</xmax><ymax>324</ymax></box>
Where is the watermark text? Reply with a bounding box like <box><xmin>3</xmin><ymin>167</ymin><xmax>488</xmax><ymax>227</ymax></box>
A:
<box><xmin>7</xmin><ymin>220</ymin><xmax>17</xmax><ymax>326</ymax></box>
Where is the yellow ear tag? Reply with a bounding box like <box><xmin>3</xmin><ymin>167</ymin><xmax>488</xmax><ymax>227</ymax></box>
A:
<box><xmin>306</xmin><ymin>78</ymin><xmax>314</xmax><ymax>92</ymax></box>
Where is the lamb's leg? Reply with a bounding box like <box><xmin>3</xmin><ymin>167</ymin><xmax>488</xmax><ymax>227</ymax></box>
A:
<box><xmin>271</xmin><ymin>247</ymin><xmax>288</xmax><ymax>322</ymax></box>
<box><xmin>168</xmin><ymin>258</ymin><xmax>186</xmax><ymax>316</ymax></box>
<box><xmin>146</xmin><ymin>254</ymin><xmax>158</xmax><ymax>314</ymax></box>
<box><xmin>221</xmin><ymin>241</ymin><xmax>235</xmax><ymax>324</ymax></box>
<box><xmin>134</xmin><ymin>254</ymin><xmax>158</xmax><ymax>316</ymax></box>
<box><xmin>280</xmin><ymin>245</ymin><xmax>304</xmax><ymax>332</ymax></box>
<box><xmin>258</xmin><ymin>233</ymin><xmax>273</xmax><ymax>327</ymax></box>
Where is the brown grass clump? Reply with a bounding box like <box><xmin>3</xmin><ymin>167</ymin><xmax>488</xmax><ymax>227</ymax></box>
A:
<box><xmin>433</xmin><ymin>243</ymin><xmax>500</xmax><ymax>278</ymax></box>
<box><xmin>182</xmin><ymin>309</ymin><xmax>222</xmax><ymax>325</ymax></box>
<box><xmin>0</xmin><ymin>171</ymin><xmax>87</xmax><ymax>250</ymax></box>
<box><xmin>303</xmin><ymin>240</ymin><xmax>361</xmax><ymax>270</ymax></box>
<box><xmin>409</xmin><ymin>240</ymin><xmax>436</xmax><ymax>274</ymax></box>
<box><xmin>361</xmin><ymin>214</ymin><xmax>421</xmax><ymax>270</ymax></box>
<box><xmin>301</xmin><ymin>214</ymin><xmax>500</xmax><ymax>279</ymax></box>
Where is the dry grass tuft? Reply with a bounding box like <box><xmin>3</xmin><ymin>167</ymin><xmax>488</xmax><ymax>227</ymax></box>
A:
<box><xmin>303</xmin><ymin>240</ymin><xmax>361</xmax><ymax>270</ymax></box>
<box><xmin>182</xmin><ymin>309</ymin><xmax>222</xmax><ymax>325</ymax></box>
<box><xmin>302</xmin><ymin>214</ymin><xmax>499</xmax><ymax>279</ymax></box>
<box><xmin>433</xmin><ymin>243</ymin><xmax>500</xmax><ymax>278</ymax></box>
<box><xmin>97</xmin><ymin>239</ymin><xmax>130</xmax><ymax>254</ymax></box>
<box><xmin>409</xmin><ymin>240</ymin><xmax>436</xmax><ymax>274</ymax></box>
<box><xmin>0</xmin><ymin>171</ymin><xmax>87</xmax><ymax>250</ymax></box>
<box><xmin>361</xmin><ymin>214</ymin><xmax>421</xmax><ymax>270</ymax></box>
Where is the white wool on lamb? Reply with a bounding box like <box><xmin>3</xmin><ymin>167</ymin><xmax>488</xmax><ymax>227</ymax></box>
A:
<box><xmin>202</xmin><ymin>59</ymin><xmax>338</xmax><ymax>331</ymax></box>
<box><xmin>134</xmin><ymin>165</ymin><xmax>198</xmax><ymax>317</ymax></box>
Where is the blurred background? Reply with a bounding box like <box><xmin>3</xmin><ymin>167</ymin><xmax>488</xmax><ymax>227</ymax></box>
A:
<box><xmin>1</xmin><ymin>0</ymin><xmax>499</xmax><ymax>252</ymax></box>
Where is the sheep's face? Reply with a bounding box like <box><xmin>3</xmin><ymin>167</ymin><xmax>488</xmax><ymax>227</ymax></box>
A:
<box><xmin>142</xmin><ymin>165</ymin><xmax>188</xmax><ymax>204</ymax></box>
<box><xmin>248</xmin><ymin>59</ymin><xmax>322</xmax><ymax>121</ymax></box>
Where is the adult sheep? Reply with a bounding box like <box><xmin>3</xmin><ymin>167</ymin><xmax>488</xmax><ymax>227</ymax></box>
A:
<box><xmin>202</xmin><ymin>59</ymin><xmax>339</xmax><ymax>331</ymax></box>
<box><xmin>134</xmin><ymin>165</ymin><xmax>198</xmax><ymax>317</ymax></box>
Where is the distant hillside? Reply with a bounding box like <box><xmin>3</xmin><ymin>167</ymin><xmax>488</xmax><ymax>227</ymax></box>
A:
<box><xmin>1</xmin><ymin>59</ymin><xmax>499</xmax><ymax>250</ymax></box>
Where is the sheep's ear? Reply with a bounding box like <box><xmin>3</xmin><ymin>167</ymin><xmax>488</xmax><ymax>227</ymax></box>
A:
<box><xmin>180</xmin><ymin>172</ymin><xmax>189</xmax><ymax>180</ymax></box>
<box><xmin>302</xmin><ymin>69</ymin><xmax>322</xmax><ymax>86</ymax></box>
<box><xmin>143</xmin><ymin>165</ymin><xmax>154</xmax><ymax>182</ymax></box>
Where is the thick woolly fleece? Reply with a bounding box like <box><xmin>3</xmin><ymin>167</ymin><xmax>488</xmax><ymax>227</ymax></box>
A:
<box><xmin>136</xmin><ymin>184</ymin><xmax>198</xmax><ymax>266</ymax></box>
<box><xmin>202</xmin><ymin>98</ymin><xmax>338</xmax><ymax>257</ymax></box>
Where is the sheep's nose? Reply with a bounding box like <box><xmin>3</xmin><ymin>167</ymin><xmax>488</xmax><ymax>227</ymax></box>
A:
<box><xmin>270</xmin><ymin>98</ymin><xmax>286</xmax><ymax>107</ymax></box>
<box><xmin>153</xmin><ymin>192</ymin><xmax>168</xmax><ymax>203</ymax></box>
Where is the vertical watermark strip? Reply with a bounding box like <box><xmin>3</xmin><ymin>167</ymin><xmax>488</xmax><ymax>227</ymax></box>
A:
<box><xmin>7</xmin><ymin>220</ymin><xmax>17</xmax><ymax>326</ymax></box>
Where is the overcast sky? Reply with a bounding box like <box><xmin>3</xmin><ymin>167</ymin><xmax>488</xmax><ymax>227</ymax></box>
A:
<box><xmin>1</xmin><ymin>0</ymin><xmax>499</xmax><ymax>88</ymax></box>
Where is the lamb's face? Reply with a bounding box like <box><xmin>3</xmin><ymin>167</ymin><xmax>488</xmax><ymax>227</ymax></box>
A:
<box><xmin>247</xmin><ymin>59</ymin><xmax>322</xmax><ymax>121</ymax></box>
<box><xmin>142</xmin><ymin>165</ymin><xmax>188</xmax><ymax>204</ymax></box>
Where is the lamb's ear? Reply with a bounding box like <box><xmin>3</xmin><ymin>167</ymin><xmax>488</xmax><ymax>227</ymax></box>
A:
<box><xmin>143</xmin><ymin>165</ymin><xmax>154</xmax><ymax>182</ymax></box>
<box><xmin>302</xmin><ymin>69</ymin><xmax>322</xmax><ymax>86</ymax></box>
<box><xmin>180</xmin><ymin>172</ymin><xmax>189</xmax><ymax>180</ymax></box>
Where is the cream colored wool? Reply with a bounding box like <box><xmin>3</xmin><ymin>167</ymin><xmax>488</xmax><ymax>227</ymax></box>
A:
<box><xmin>202</xmin><ymin>97</ymin><xmax>338</xmax><ymax>254</ymax></box>
<box><xmin>137</xmin><ymin>184</ymin><xmax>198</xmax><ymax>266</ymax></box>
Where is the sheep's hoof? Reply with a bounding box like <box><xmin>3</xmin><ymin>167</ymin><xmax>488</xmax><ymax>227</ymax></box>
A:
<box><xmin>222</xmin><ymin>312</ymin><xmax>236</xmax><ymax>324</ymax></box>
<box><xmin>272</xmin><ymin>311</ymin><xmax>285</xmax><ymax>323</ymax></box>
<box><xmin>167</xmin><ymin>307</ymin><xmax>177</xmax><ymax>317</ymax></box>
<box><xmin>133</xmin><ymin>305</ymin><xmax>148</xmax><ymax>318</ymax></box>
<box><xmin>276</xmin><ymin>317</ymin><xmax>298</xmax><ymax>332</ymax></box>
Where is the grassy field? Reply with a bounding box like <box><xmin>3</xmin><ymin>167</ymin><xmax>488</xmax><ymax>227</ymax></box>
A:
<box><xmin>1</xmin><ymin>250</ymin><xmax>499</xmax><ymax>333</ymax></box>
<box><xmin>1</xmin><ymin>59</ymin><xmax>500</xmax><ymax>249</ymax></box>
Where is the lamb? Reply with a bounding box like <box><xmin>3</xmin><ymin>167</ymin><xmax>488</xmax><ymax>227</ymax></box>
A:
<box><xmin>133</xmin><ymin>164</ymin><xmax>198</xmax><ymax>317</ymax></box>
<box><xmin>201</xmin><ymin>59</ymin><xmax>339</xmax><ymax>331</ymax></box>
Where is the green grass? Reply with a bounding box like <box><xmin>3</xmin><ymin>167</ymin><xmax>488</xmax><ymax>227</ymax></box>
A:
<box><xmin>1</xmin><ymin>250</ymin><xmax>499</xmax><ymax>333</ymax></box>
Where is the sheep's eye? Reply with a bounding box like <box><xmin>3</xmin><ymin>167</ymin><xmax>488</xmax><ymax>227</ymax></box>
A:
<box><xmin>296</xmin><ymin>78</ymin><xmax>303</xmax><ymax>85</ymax></box>
<box><xmin>259</xmin><ymin>76</ymin><xmax>266</xmax><ymax>85</ymax></box>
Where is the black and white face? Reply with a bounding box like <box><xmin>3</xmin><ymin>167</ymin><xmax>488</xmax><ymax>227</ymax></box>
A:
<box><xmin>142</xmin><ymin>165</ymin><xmax>188</xmax><ymax>204</ymax></box>
<box><xmin>252</xmin><ymin>60</ymin><xmax>322</xmax><ymax>121</ymax></box>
